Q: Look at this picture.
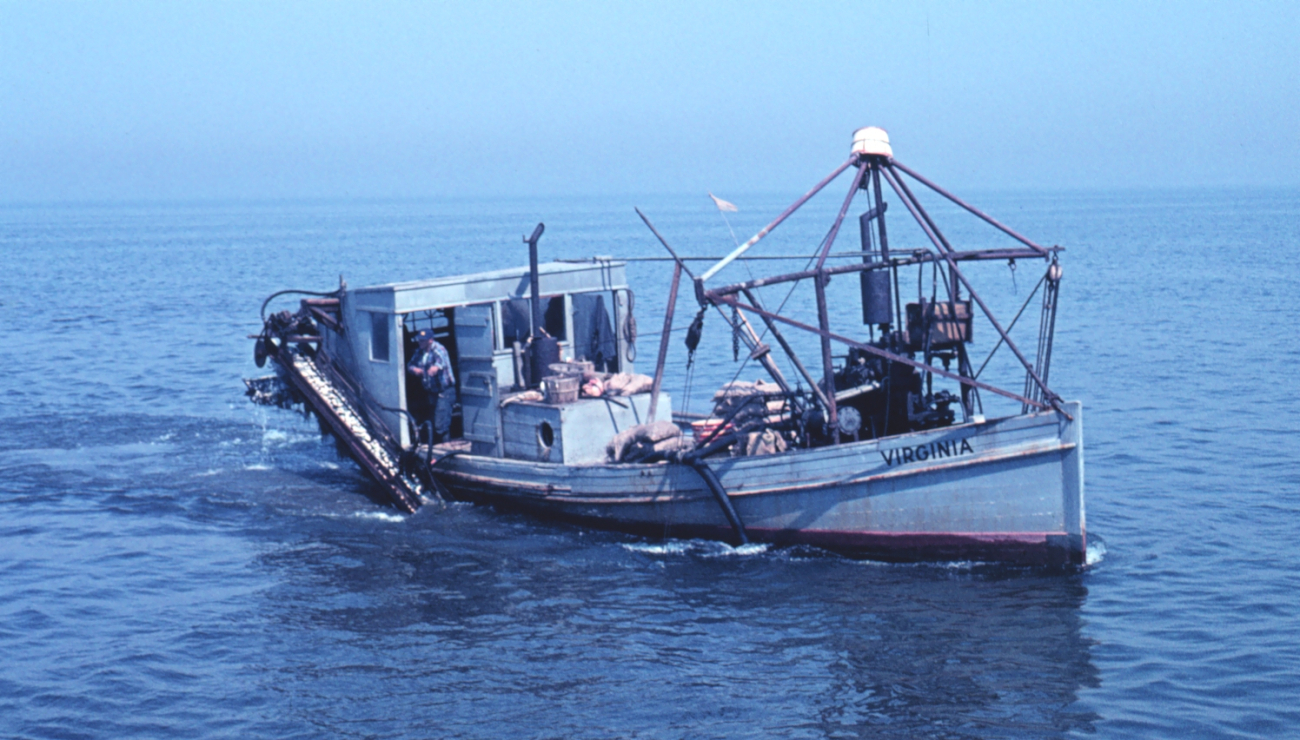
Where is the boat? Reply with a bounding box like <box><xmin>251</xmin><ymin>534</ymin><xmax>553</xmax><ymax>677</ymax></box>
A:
<box><xmin>246</xmin><ymin>127</ymin><xmax>1085</xmax><ymax>566</ymax></box>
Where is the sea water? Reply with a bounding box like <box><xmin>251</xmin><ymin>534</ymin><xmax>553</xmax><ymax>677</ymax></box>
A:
<box><xmin>2</xmin><ymin>188</ymin><xmax>1298</xmax><ymax>738</ymax></box>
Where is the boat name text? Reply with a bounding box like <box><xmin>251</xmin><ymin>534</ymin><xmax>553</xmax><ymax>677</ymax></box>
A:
<box><xmin>880</xmin><ymin>438</ymin><xmax>974</xmax><ymax>466</ymax></box>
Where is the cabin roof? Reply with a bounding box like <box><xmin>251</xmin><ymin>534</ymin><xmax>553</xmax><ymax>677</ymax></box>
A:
<box><xmin>348</xmin><ymin>259</ymin><xmax>628</xmax><ymax>314</ymax></box>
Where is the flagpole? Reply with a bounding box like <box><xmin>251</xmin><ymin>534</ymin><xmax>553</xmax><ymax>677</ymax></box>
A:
<box><xmin>698</xmin><ymin>156</ymin><xmax>855</xmax><ymax>284</ymax></box>
<box><xmin>709</xmin><ymin>192</ymin><xmax>741</xmax><ymax>247</ymax></box>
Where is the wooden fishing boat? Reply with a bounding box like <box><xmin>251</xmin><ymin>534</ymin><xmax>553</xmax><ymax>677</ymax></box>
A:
<box><xmin>248</xmin><ymin>127</ymin><xmax>1085</xmax><ymax>566</ymax></box>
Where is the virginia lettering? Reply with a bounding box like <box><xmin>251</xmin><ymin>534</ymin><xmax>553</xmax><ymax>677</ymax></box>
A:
<box><xmin>880</xmin><ymin>438</ymin><xmax>974</xmax><ymax>466</ymax></box>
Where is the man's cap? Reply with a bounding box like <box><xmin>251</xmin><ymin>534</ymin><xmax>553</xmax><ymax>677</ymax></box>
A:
<box><xmin>416</xmin><ymin>329</ymin><xmax>435</xmax><ymax>341</ymax></box>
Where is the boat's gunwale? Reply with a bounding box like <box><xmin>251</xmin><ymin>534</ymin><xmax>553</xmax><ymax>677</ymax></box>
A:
<box><xmin>429</xmin><ymin>406</ymin><xmax>1075</xmax><ymax>503</ymax></box>
<box><xmin>434</xmin><ymin>405</ymin><xmax>1068</xmax><ymax>476</ymax></box>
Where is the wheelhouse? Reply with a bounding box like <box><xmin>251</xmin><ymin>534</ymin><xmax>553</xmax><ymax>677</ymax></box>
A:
<box><xmin>321</xmin><ymin>260</ymin><xmax>638</xmax><ymax>451</ymax></box>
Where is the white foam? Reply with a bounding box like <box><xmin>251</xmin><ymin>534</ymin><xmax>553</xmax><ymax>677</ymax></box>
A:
<box><xmin>261</xmin><ymin>429</ymin><xmax>290</xmax><ymax>443</ymax></box>
<box><xmin>622</xmin><ymin>541</ymin><xmax>691</xmax><ymax>555</ymax></box>
<box><xmin>1086</xmin><ymin>539</ymin><xmax>1107</xmax><ymax>566</ymax></box>
<box><xmin>353</xmin><ymin>511</ymin><xmax>406</xmax><ymax>524</ymax></box>
<box><xmin>622</xmin><ymin>539</ymin><xmax>770</xmax><ymax>558</ymax></box>
<box><xmin>708</xmin><ymin>542</ymin><xmax>771</xmax><ymax>557</ymax></box>
<box><xmin>259</xmin><ymin>428</ymin><xmax>317</xmax><ymax>447</ymax></box>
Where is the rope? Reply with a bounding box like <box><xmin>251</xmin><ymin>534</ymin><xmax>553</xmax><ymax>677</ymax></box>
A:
<box><xmin>731</xmin><ymin>304</ymin><xmax>740</xmax><ymax>362</ymax></box>
<box><xmin>975</xmin><ymin>272</ymin><xmax>1046</xmax><ymax>380</ymax></box>
<box><xmin>622</xmin><ymin>290</ymin><xmax>638</xmax><ymax>362</ymax></box>
<box><xmin>681</xmin><ymin>359</ymin><xmax>697</xmax><ymax>416</ymax></box>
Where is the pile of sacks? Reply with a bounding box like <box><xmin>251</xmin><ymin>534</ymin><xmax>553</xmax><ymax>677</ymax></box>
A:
<box><xmin>603</xmin><ymin>378</ymin><xmax>794</xmax><ymax>464</ymax></box>
<box><xmin>606</xmin><ymin>420</ymin><xmax>693</xmax><ymax>463</ymax></box>
<box><xmin>501</xmin><ymin>371</ymin><xmax>656</xmax><ymax>407</ymax></box>
<box><xmin>604</xmin><ymin>418</ymin><xmax>787</xmax><ymax>463</ymax></box>
<box><xmin>581</xmin><ymin>372</ymin><xmax>654</xmax><ymax>398</ymax></box>
<box><xmin>711</xmin><ymin>379</ymin><xmax>785</xmax><ymax>428</ymax></box>
<box><xmin>710</xmin><ymin>379</ymin><xmax>789</xmax><ymax>458</ymax></box>
<box><xmin>741</xmin><ymin>427</ymin><xmax>787</xmax><ymax>457</ymax></box>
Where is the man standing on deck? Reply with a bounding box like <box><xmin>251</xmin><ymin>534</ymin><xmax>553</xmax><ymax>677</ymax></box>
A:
<box><xmin>407</xmin><ymin>329</ymin><xmax>456</xmax><ymax>443</ymax></box>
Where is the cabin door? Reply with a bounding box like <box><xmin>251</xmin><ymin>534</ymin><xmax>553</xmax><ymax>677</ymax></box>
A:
<box><xmin>453</xmin><ymin>304</ymin><xmax>501</xmax><ymax>455</ymax></box>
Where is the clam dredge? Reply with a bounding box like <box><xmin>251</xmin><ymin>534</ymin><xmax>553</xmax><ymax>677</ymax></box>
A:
<box><xmin>247</xmin><ymin>127</ymin><xmax>1085</xmax><ymax>566</ymax></box>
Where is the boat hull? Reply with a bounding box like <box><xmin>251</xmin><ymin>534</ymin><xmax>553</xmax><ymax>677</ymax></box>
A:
<box><xmin>428</xmin><ymin>401</ymin><xmax>1086</xmax><ymax>566</ymax></box>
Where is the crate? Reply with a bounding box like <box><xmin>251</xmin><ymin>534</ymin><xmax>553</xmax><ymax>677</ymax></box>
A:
<box><xmin>549</xmin><ymin>360</ymin><xmax>595</xmax><ymax>377</ymax></box>
<box><xmin>542</xmin><ymin>374</ymin><xmax>580</xmax><ymax>404</ymax></box>
<box><xmin>905</xmin><ymin>299</ymin><xmax>972</xmax><ymax>351</ymax></box>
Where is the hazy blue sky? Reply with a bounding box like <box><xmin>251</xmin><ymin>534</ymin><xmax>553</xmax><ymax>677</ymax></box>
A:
<box><xmin>2</xmin><ymin>1</ymin><xmax>1296</xmax><ymax>202</ymax></box>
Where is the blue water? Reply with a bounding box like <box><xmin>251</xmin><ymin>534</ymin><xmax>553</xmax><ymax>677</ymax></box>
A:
<box><xmin>2</xmin><ymin>188</ymin><xmax>1298</xmax><ymax>738</ymax></box>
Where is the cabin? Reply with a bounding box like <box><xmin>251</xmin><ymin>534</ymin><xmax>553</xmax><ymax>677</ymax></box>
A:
<box><xmin>316</xmin><ymin>259</ymin><xmax>670</xmax><ymax>464</ymax></box>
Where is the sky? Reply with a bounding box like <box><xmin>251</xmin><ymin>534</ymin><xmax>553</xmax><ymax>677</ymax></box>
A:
<box><xmin>1</xmin><ymin>1</ymin><xmax>1297</xmax><ymax>202</ymax></box>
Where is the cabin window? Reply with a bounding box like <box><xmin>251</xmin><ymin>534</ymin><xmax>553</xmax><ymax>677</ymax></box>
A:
<box><xmin>544</xmin><ymin>297</ymin><xmax>567</xmax><ymax>341</ymax></box>
<box><xmin>501</xmin><ymin>300</ymin><xmax>529</xmax><ymax>347</ymax></box>
<box><xmin>501</xmin><ymin>297</ymin><xmax>566</xmax><ymax>348</ymax></box>
<box><xmin>369</xmin><ymin>312</ymin><xmax>389</xmax><ymax>362</ymax></box>
<box><xmin>570</xmin><ymin>292</ymin><xmax>618</xmax><ymax>372</ymax></box>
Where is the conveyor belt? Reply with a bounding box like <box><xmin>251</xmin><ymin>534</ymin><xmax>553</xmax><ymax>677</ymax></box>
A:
<box><xmin>275</xmin><ymin>347</ymin><xmax>426</xmax><ymax>512</ymax></box>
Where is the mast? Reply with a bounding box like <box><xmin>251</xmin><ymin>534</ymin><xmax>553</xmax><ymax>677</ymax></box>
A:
<box><xmin>642</xmin><ymin>125</ymin><xmax>1068</xmax><ymax>447</ymax></box>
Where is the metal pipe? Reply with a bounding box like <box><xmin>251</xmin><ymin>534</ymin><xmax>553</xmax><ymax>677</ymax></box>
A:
<box><xmin>525</xmin><ymin>222</ymin><xmax>545</xmax><ymax>338</ymax></box>
<box><xmin>871</xmin><ymin>164</ymin><xmax>891</xmax><ymax>261</ymax></box>
<box><xmin>576</xmin><ymin>247</ymin><xmax>1055</xmax><ymax>265</ymax></box>
<box><xmin>878</xmin><ymin>166</ymin><xmax>952</xmax><ymax>259</ymax></box>
<box><xmin>890</xmin><ymin>159</ymin><xmax>1050</xmax><ymax>256</ymax></box>
<box><xmin>647</xmin><ymin>262</ymin><xmax>682</xmax><ymax>423</ymax></box>
<box><xmin>636</xmin><ymin>208</ymin><xmax>695</xmax><ymax>278</ymax></box>
<box><xmin>947</xmin><ymin>248</ymin><xmax>1059</xmax><ymax>260</ymax></box>
<box><xmin>726</xmin><ymin>300</ymin><xmax>795</xmax><ymax>396</ymax></box>
<box><xmin>884</xmin><ymin>162</ymin><xmax>961</xmax><ymax>303</ymax></box>
<box><xmin>885</xmin><ymin>163</ymin><xmax>955</xmax><ymax>255</ymax></box>
<box><xmin>888</xmin><ymin>166</ymin><xmax>966</xmax><ymax>368</ymax></box>
<box><xmin>941</xmin><ymin>260</ymin><xmax>1053</xmax><ymax>401</ymax></box>
<box><xmin>882</xmin><ymin>165</ymin><xmax>1056</xmax><ymax>400</ymax></box>
<box><xmin>697</xmin><ymin>394</ymin><xmax>768</xmax><ymax>448</ymax></box>
<box><xmin>638</xmin><ymin>207</ymin><xmax>794</xmax><ymax>398</ymax></box>
<box><xmin>858</xmin><ymin>195</ymin><xmax>892</xmax><ymax>327</ymax></box>
<box><xmin>892</xmin><ymin>256</ymin><xmax>903</xmax><ymax>338</ymax></box>
<box><xmin>858</xmin><ymin>208</ymin><xmax>877</xmax><ymax>255</ymax></box>
<box><xmin>698</xmin><ymin>156</ymin><xmax>857</xmax><ymax>283</ymax></box>
<box><xmin>931</xmin><ymin>247</ymin><xmax>1055</xmax><ymax>401</ymax></box>
<box><xmin>801</xmin><ymin>161</ymin><xmax>869</xmax><ymax>444</ymax></box>
<box><xmin>702</xmin><ymin>248</ymin><xmax>1050</xmax><ymax>298</ymax></box>
<box><xmin>815</xmin><ymin>161</ymin><xmax>868</xmax><ymax>271</ymax></box>
<box><xmin>677</xmin><ymin>176</ymin><xmax>1061</xmax><ymax>407</ymax></box>
<box><xmin>742</xmin><ymin>287</ymin><xmax>830</xmax><ymax>413</ymax></box>
<box><xmin>877</xmin><ymin>165</ymin><xmax>957</xmax><ymax>345</ymax></box>
<box><xmin>709</xmin><ymin>258</ymin><xmax>894</xmax><ymax>296</ymax></box>
<box><xmin>1031</xmin><ymin>262</ymin><xmax>1063</xmax><ymax>408</ymax></box>
<box><xmin>1043</xmin><ymin>269</ymin><xmax>1060</xmax><ymax>388</ymax></box>
<box><xmin>608</xmin><ymin>254</ymin><xmax>830</xmax><ymax>262</ymax></box>
<box><xmin>814</xmin><ymin>272</ymin><xmax>839</xmax><ymax>442</ymax></box>
<box><xmin>974</xmin><ymin>272</ymin><xmax>1047</xmax><ymax>379</ymax></box>
<box><xmin>707</xmin><ymin>292</ymin><xmax>1049</xmax><ymax>409</ymax></box>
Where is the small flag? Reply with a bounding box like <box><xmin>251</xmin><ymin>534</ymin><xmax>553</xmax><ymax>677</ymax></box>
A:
<box><xmin>709</xmin><ymin>192</ymin><xmax>738</xmax><ymax>213</ymax></box>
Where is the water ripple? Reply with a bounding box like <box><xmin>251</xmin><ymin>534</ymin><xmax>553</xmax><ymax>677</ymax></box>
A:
<box><xmin>2</xmin><ymin>192</ymin><xmax>1298</xmax><ymax>738</ymax></box>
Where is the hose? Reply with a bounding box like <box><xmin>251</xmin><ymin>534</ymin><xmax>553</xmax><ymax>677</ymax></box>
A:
<box><xmin>260</xmin><ymin>288</ymin><xmax>340</xmax><ymax>322</ymax></box>
<box><xmin>680</xmin><ymin>454</ymin><xmax>749</xmax><ymax>546</ymax></box>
